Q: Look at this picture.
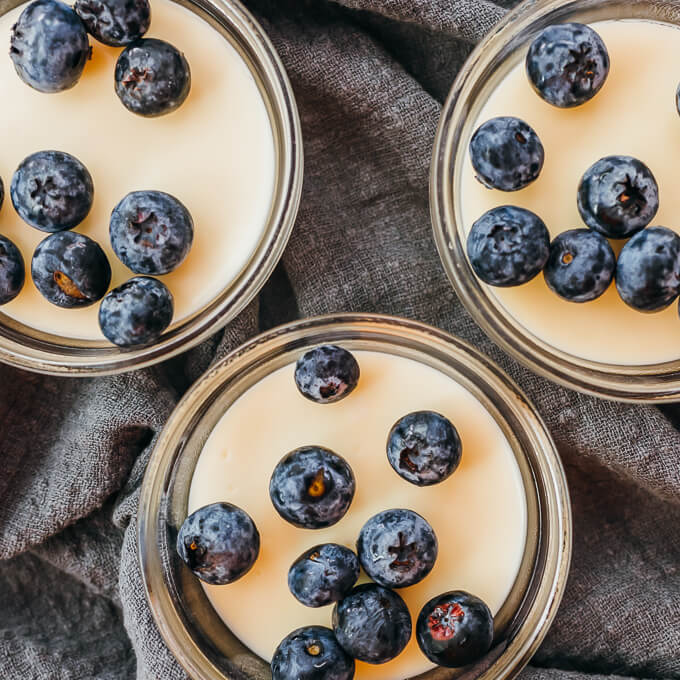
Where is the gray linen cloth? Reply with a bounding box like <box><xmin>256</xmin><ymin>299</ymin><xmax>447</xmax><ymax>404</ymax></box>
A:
<box><xmin>1</xmin><ymin>0</ymin><xmax>679</xmax><ymax>678</ymax></box>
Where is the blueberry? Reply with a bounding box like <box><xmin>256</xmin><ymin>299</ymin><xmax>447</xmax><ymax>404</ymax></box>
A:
<box><xmin>386</xmin><ymin>411</ymin><xmax>462</xmax><ymax>486</ymax></box>
<box><xmin>467</xmin><ymin>205</ymin><xmax>550</xmax><ymax>287</ymax></box>
<box><xmin>115</xmin><ymin>38</ymin><xmax>190</xmax><ymax>117</ymax></box>
<box><xmin>616</xmin><ymin>227</ymin><xmax>680</xmax><ymax>312</ymax></box>
<box><xmin>269</xmin><ymin>446</ymin><xmax>355</xmax><ymax>529</ymax></box>
<box><xmin>288</xmin><ymin>543</ymin><xmax>360</xmax><ymax>608</ymax></box>
<box><xmin>272</xmin><ymin>626</ymin><xmax>355</xmax><ymax>680</ymax></box>
<box><xmin>9</xmin><ymin>0</ymin><xmax>90</xmax><ymax>93</ymax></box>
<box><xmin>11</xmin><ymin>151</ymin><xmax>94</xmax><ymax>233</ymax></box>
<box><xmin>469</xmin><ymin>116</ymin><xmax>544</xmax><ymax>192</ymax></box>
<box><xmin>357</xmin><ymin>509</ymin><xmax>437</xmax><ymax>588</ymax></box>
<box><xmin>332</xmin><ymin>584</ymin><xmax>411</xmax><ymax>664</ymax></box>
<box><xmin>31</xmin><ymin>231</ymin><xmax>111</xmax><ymax>308</ymax></box>
<box><xmin>544</xmin><ymin>229</ymin><xmax>615</xmax><ymax>302</ymax></box>
<box><xmin>98</xmin><ymin>276</ymin><xmax>173</xmax><ymax>347</ymax></box>
<box><xmin>176</xmin><ymin>502</ymin><xmax>259</xmax><ymax>585</ymax></box>
<box><xmin>109</xmin><ymin>190</ymin><xmax>193</xmax><ymax>275</ymax></box>
<box><xmin>577</xmin><ymin>156</ymin><xmax>659</xmax><ymax>239</ymax></box>
<box><xmin>526</xmin><ymin>23</ymin><xmax>609</xmax><ymax>108</ymax></box>
<box><xmin>294</xmin><ymin>345</ymin><xmax>360</xmax><ymax>404</ymax></box>
<box><xmin>74</xmin><ymin>0</ymin><xmax>150</xmax><ymax>47</ymax></box>
<box><xmin>416</xmin><ymin>591</ymin><xmax>494</xmax><ymax>668</ymax></box>
<box><xmin>0</xmin><ymin>235</ymin><xmax>25</xmax><ymax>305</ymax></box>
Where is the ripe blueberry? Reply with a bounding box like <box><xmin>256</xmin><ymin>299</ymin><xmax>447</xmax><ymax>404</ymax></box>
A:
<box><xmin>288</xmin><ymin>543</ymin><xmax>360</xmax><ymax>608</ymax></box>
<box><xmin>577</xmin><ymin>156</ymin><xmax>659</xmax><ymax>239</ymax></box>
<box><xmin>294</xmin><ymin>345</ymin><xmax>360</xmax><ymax>404</ymax></box>
<box><xmin>31</xmin><ymin>231</ymin><xmax>111</xmax><ymax>308</ymax></box>
<box><xmin>544</xmin><ymin>229</ymin><xmax>615</xmax><ymax>302</ymax></box>
<box><xmin>269</xmin><ymin>446</ymin><xmax>355</xmax><ymax>529</ymax></box>
<box><xmin>467</xmin><ymin>205</ymin><xmax>550</xmax><ymax>287</ymax></box>
<box><xmin>526</xmin><ymin>23</ymin><xmax>609</xmax><ymax>108</ymax></box>
<box><xmin>176</xmin><ymin>502</ymin><xmax>260</xmax><ymax>585</ymax></box>
<box><xmin>416</xmin><ymin>591</ymin><xmax>494</xmax><ymax>668</ymax></box>
<box><xmin>0</xmin><ymin>235</ymin><xmax>25</xmax><ymax>305</ymax></box>
<box><xmin>469</xmin><ymin>116</ymin><xmax>544</xmax><ymax>192</ymax></box>
<box><xmin>75</xmin><ymin>0</ymin><xmax>150</xmax><ymax>47</ymax></box>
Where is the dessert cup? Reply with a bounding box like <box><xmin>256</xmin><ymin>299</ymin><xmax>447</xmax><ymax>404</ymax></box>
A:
<box><xmin>138</xmin><ymin>313</ymin><xmax>572</xmax><ymax>680</ymax></box>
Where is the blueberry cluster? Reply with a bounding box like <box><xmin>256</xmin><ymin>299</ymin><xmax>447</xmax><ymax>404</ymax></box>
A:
<box><xmin>10</xmin><ymin>0</ymin><xmax>190</xmax><ymax>116</ymax></box>
<box><xmin>467</xmin><ymin>23</ymin><xmax>680</xmax><ymax>314</ymax></box>
<box><xmin>176</xmin><ymin>347</ymin><xmax>495</xmax><ymax>678</ymax></box>
<box><xmin>0</xmin><ymin>0</ymin><xmax>196</xmax><ymax>347</ymax></box>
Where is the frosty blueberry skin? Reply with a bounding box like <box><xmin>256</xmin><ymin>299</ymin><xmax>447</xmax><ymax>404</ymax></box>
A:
<box><xmin>294</xmin><ymin>345</ymin><xmax>360</xmax><ymax>404</ymax></box>
<box><xmin>577</xmin><ymin>156</ymin><xmax>659</xmax><ymax>239</ymax></box>
<box><xmin>176</xmin><ymin>502</ymin><xmax>260</xmax><ymax>585</ymax></box>
<box><xmin>271</xmin><ymin>626</ymin><xmax>355</xmax><ymax>680</ymax></box>
<box><xmin>115</xmin><ymin>38</ymin><xmax>191</xmax><ymax>117</ymax></box>
<box><xmin>332</xmin><ymin>584</ymin><xmax>412</xmax><ymax>664</ymax></box>
<box><xmin>0</xmin><ymin>235</ymin><xmax>25</xmax><ymax>305</ymax></box>
<box><xmin>75</xmin><ymin>0</ymin><xmax>150</xmax><ymax>47</ymax></box>
<box><xmin>31</xmin><ymin>231</ymin><xmax>111</xmax><ymax>308</ymax></box>
<box><xmin>99</xmin><ymin>276</ymin><xmax>173</xmax><ymax>347</ymax></box>
<box><xmin>526</xmin><ymin>23</ymin><xmax>610</xmax><ymax>108</ymax></box>
<box><xmin>616</xmin><ymin>227</ymin><xmax>680</xmax><ymax>312</ymax></box>
<box><xmin>467</xmin><ymin>205</ymin><xmax>550</xmax><ymax>287</ymax></box>
<box><xmin>469</xmin><ymin>116</ymin><xmax>544</xmax><ymax>191</ymax></box>
<box><xmin>9</xmin><ymin>0</ymin><xmax>90</xmax><ymax>93</ymax></box>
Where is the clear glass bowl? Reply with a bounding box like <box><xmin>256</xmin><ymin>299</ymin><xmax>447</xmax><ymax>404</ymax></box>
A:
<box><xmin>430</xmin><ymin>0</ymin><xmax>680</xmax><ymax>403</ymax></box>
<box><xmin>0</xmin><ymin>0</ymin><xmax>302</xmax><ymax>376</ymax></box>
<box><xmin>138</xmin><ymin>313</ymin><xmax>572</xmax><ymax>680</ymax></box>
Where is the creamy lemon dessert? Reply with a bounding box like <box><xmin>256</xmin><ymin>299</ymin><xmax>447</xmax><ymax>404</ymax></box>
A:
<box><xmin>461</xmin><ymin>20</ymin><xmax>680</xmax><ymax>365</ymax></box>
<box><xmin>0</xmin><ymin>0</ymin><xmax>274</xmax><ymax>340</ymax></box>
<box><xmin>184</xmin><ymin>348</ymin><xmax>527</xmax><ymax>679</ymax></box>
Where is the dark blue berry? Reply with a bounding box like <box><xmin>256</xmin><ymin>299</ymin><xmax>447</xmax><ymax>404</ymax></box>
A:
<box><xmin>577</xmin><ymin>156</ymin><xmax>659</xmax><ymax>239</ymax></box>
<box><xmin>294</xmin><ymin>345</ymin><xmax>360</xmax><ymax>404</ymax></box>
<box><xmin>356</xmin><ymin>509</ymin><xmax>438</xmax><ymax>589</ymax></box>
<box><xmin>9</xmin><ymin>0</ymin><xmax>90</xmax><ymax>93</ymax></box>
<box><xmin>31</xmin><ymin>231</ymin><xmax>111</xmax><ymax>308</ymax></box>
<box><xmin>288</xmin><ymin>543</ymin><xmax>360</xmax><ymax>608</ymax></box>
<box><xmin>271</xmin><ymin>626</ymin><xmax>355</xmax><ymax>680</ymax></box>
<box><xmin>416</xmin><ymin>591</ymin><xmax>494</xmax><ymax>668</ymax></box>
<box><xmin>98</xmin><ymin>276</ymin><xmax>173</xmax><ymax>347</ymax></box>
<box><xmin>176</xmin><ymin>502</ymin><xmax>259</xmax><ymax>585</ymax></box>
<box><xmin>0</xmin><ymin>235</ymin><xmax>25</xmax><ymax>305</ymax></box>
<box><xmin>467</xmin><ymin>205</ymin><xmax>550</xmax><ymax>287</ymax></box>
<box><xmin>74</xmin><ymin>0</ymin><xmax>150</xmax><ymax>47</ymax></box>
<box><xmin>544</xmin><ymin>229</ymin><xmax>615</xmax><ymax>302</ymax></box>
<box><xmin>616</xmin><ymin>227</ymin><xmax>680</xmax><ymax>312</ymax></box>
<box><xmin>115</xmin><ymin>38</ymin><xmax>190</xmax><ymax>117</ymax></box>
<box><xmin>269</xmin><ymin>446</ymin><xmax>355</xmax><ymax>529</ymax></box>
<box><xmin>469</xmin><ymin>116</ymin><xmax>544</xmax><ymax>191</ymax></box>
<box><xmin>109</xmin><ymin>190</ymin><xmax>193</xmax><ymax>275</ymax></box>
<box><xmin>332</xmin><ymin>584</ymin><xmax>411</xmax><ymax>664</ymax></box>
<box><xmin>11</xmin><ymin>151</ymin><xmax>94</xmax><ymax>233</ymax></box>
<box><xmin>526</xmin><ymin>23</ymin><xmax>609</xmax><ymax>108</ymax></box>
<box><xmin>387</xmin><ymin>411</ymin><xmax>461</xmax><ymax>486</ymax></box>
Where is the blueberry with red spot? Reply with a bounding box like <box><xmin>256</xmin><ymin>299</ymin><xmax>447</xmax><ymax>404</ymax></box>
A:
<box><xmin>0</xmin><ymin>235</ymin><xmax>25</xmax><ymax>305</ymax></box>
<box><xmin>577</xmin><ymin>156</ymin><xmax>658</xmax><ymax>239</ymax></box>
<box><xmin>467</xmin><ymin>205</ymin><xmax>550</xmax><ymax>287</ymax></box>
<box><xmin>288</xmin><ymin>543</ymin><xmax>360</xmax><ymax>608</ymax></box>
<box><xmin>11</xmin><ymin>151</ymin><xmax>94</xmax><ymax>232</ymax></box>
<box><xmin>526</xmin><ymin>23</ymin><xmax>609</xmax><ymax>108</ymax></box>
<box><xmin>356</xmin><ymin>508</ymin><xmax>437</xmax><ymax>588</ymax></box>
<box><xmin>387</xmin><ymin>411</ymin><xmax>461</xmax><ymax>486</ymax></box>
<box><xmin>294</xmin><ymin>345</ymin><xmax>360</xmax><ymax>404</ymax></box>
<box><xmin>176</xmin><ymin>502</ymin><xmax>260</xmax><ymax>585</ymax></box>
<box><xmin>269</xmin><ymin>446</ymin><xmax>355</xmax><ymax>529</ymax></box>
<box><xmin>115</xmin><ymin>38</ymin><xmax>190</xmax><ymax>117</ymax></box>
<box><xmin>332</xmin><ymin>584</ymin><xmax>411</xmax><ymax>664</ymax></box>
<box><xmin>109</xmin><ymin>190</ymin><xmax>193</xmax><ymax>275</ymax></box>
<box><xmin>469</xmin><ymin>116</ymin><xmax>544</xmax><ymax>192</ymax></box>
<box><xmin>416</xmin><ymin>591</ymin><xmax>494</xmax><ymax>668</ymax></box>
<box><xmin>75</xmin><ymin>0</ymin><xmax>150</xmax><ymax>47</ymax></box>
<box><xmin>271</xmin><ymin>626</ymin><xmax>355</xmax><ymax>680</ymax></box>
<box><xmin>10</xmin><ymin>0</ymin><xmax>90</xmax><ymax>93</ymax></box>
<box><xmin>31</xmin><ymin>231</ymin><xmax>111</xmax><ymax>308</ymax></box>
